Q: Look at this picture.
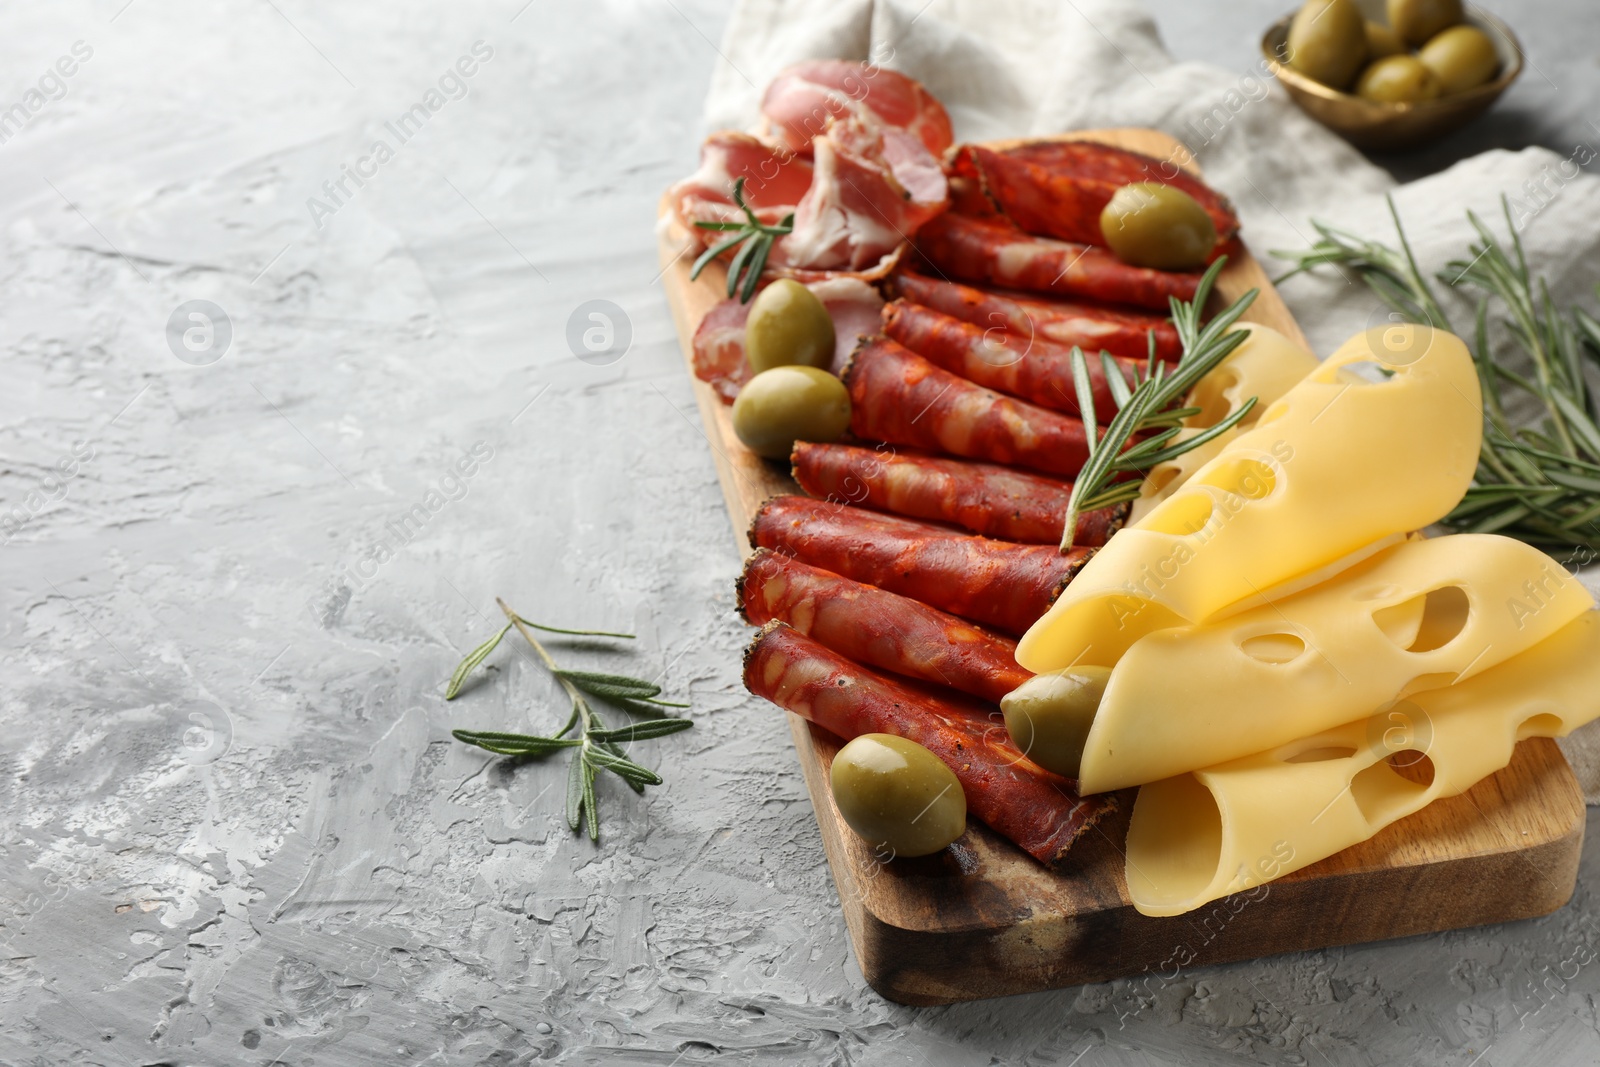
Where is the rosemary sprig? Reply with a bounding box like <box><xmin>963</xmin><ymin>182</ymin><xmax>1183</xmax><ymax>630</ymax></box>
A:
<box><xmin>1059</xmin><ymin>257</ymin><xmax>1261</xmax><ymax>550</ymax></box>
<box><xmin>1275</xmin><ymin>196</ymin><xmax>1600</xmax><ymax>554</ymax></box>
<box><xmin>446</xmin><ymin>598</ymin><xmax>693</xmax><ymax>841</ymax></box>
<box><xmin>690</xmin><ymin>177</ymin><xmax>794</xmax><ymax>303</ymax></box>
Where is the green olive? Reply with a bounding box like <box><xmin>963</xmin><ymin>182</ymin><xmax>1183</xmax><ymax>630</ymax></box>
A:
<box><xmin>745</xmin><ymin>279</ymin><xmax>835</xmax><ymax>374</ymax></box>
<box><xmin>1418</xmin><ymin>25</ymin><xmax>1499</xmax><ymax>93</ymax></box>
<box><xmin>830</xmin><ymin>734</ymin><xmax>966</xmax><ymax>858</ymax></box>
<box><xmin>1000</xmin><ymin>666</ymin><xmax>1112</xmax><ymax>779</ymax></box>
<box><xmin>1356</xmin><ymin>54</ymin><xmax>1443</xmax><ymax>103</ymax></box>
<box><xmin>1387</xmin><ymin>0</ymin><xmax>1462</xmax><ymax>47</ymax></box>
<box><xmin>1364</xmin><ymin>20</ymin><xmax>1407</xmax><ymax>60</ymax></box>
<box><xmin>1285</xmin><ymin>0</ymin><xmax>1368</xmax><ymax>91</ymax></box>
<box><xmin>1099</xmin><ymin>183</ymin><xmax>1217</xmax><ymax>272</ymax></box>
<box><xmin>731</xmin><ymin>365</ymin><xmax>851</xmax><ymax>459</ymax></box>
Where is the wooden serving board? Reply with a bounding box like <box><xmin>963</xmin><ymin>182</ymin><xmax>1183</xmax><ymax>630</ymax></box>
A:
<box><xmin>657</xmin><ymin>128</ymin><xmax>1585</xmax><ymax>1005</ymax></box>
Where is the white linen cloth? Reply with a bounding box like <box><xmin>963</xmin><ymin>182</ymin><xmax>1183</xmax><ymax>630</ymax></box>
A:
<box><xmin>702</xmin><ymin>0</ymin><xmax>1600</xmax><ymax>799</ymax></box>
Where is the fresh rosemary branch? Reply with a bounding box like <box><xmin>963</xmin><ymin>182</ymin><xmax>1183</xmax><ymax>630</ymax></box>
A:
<box><xmin>691</xmin><ymin>177</ymin><xmax>794</xmax><ymax>303</ymax></box>
<box><xmin>446</xmin><ymin>598</ymin><xmax>693</xmax><ymax>841</ymax></box>
<box><xmin>1276</xmin><ymin>196</ymin><xmax>1600</xmax><ymax>554</ymax></box>
<box><xmin>1060</xmin><ymin>257</ymin><xmax>1261</xmax><ymax>550</ymax></box>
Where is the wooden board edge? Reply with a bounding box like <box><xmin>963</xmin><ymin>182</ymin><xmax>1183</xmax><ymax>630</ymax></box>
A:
<box><xmin>856</xmin><ymin>740</ymin><xmax>1587</xmax><ymax>1005</ymax></box>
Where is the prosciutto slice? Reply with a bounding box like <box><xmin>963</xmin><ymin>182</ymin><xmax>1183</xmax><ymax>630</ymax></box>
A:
<box><xmin>914</xmin><ymin>211</ymin><xmax>1203</xmax><ymax>310</ymax></box>
<box><xmin>882</xmin><ymin>299</ymin><xmax>1144</xmax><ymax>421</ymax></box>
<box><xmin>743</xmin><ymin>621</ymin><xmax>1114</xmax><ymax>865</ymax></box>
<box><xmin>951</xmin><ymin>141</ymin><xmax>1240</xmax><ymax>248</ymax></box>
<box><xmin>748</xmin><ymin>495</ymin><xmax>1092</xmax><ymax>635</ymax></box>
<box><xmin>789</xmin><ymin>441</ymin><xmax>1126</xmax><ymax>546</ymax></box>
<box><xmin>738</xmin><ymin>549</ymin><xmax>1030</xmax><ymax>703</ymax></box>
<box><xmin>690</xmin><ymin>278</ymin><xmax>884</xmax><ymax>403</ymax></box>
<box><xmin>667</xmin><ymin>131</ymin><xmax>814</xmax><ymax>236</ymax></box>
<box><xmin>779</xmin><ymin>118</ymin><xmax>948</xmax><ymax>275</ymax></box>
<box><xmin>842</xmin><ymin>336</ymin><xmax>1093</xmax><ymax>479</ymax></box>
<box><xmin>758</xmin><ymin>60</ymin><xmax>954</xmax><ymax>159</ymax></box>
<box><xmin>891</xmin><ymin>270</ymin><xmax>1182</xmax><ymax>361</ymax></box>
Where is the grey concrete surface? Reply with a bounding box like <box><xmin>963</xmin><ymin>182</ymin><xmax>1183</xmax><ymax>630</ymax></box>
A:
<box><xmin>3</xmin><ymin>1</ymin><xmax>1600</xmax><ymax>1065</ymax></box>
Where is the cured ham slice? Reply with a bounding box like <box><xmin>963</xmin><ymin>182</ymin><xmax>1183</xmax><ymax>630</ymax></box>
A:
<box><xmin>738</xmin><ymin>549</ymin><xmax>1030</xmax><ymax>703</ymax></box>
<box><xmin>669</xmin><ymin>125</ymin><xmax>946</xmax><ymax>282</ymax></box>
<box><xmin>842</xmin><ymin>336</ymin><xmax>1093</xmax><ymax>479</ymax></box>
<box><xmin>914</xmin><ymin>211</ymin><xmax>1203</xmax><ymax>310</ymax></box>
<box><xmin>667</xmin><ymin>131</ymin><xmax>814</xmax><ymax>236</ymax></box>
<box><xmin>748</xmin><ymin>495</ymin><xmax>1093</xmax><ymax>635</ymax></box>
<box><xmin>780</xmin><ymin>118</ymin><xmax>948</xmax><ymax>275</ymax></box>
<box><xmin>690</xmin><ymin>278</ymin><xmax>884</xmax><ymax>403</ymax></box>
<box><xmin>951</xmin><ymin>141</ymin><xmax>1240</xmax><ymax>248</ymax></box>
<box><xmin>743</xmin><ymin>621</ymin><xmax>1114</xmax><ymax>865</ymax></box>
<box><xmin>758</xmin><ymin>60</ymin><xmax>954</xmax><ymax>159</ymax></box>
<box><xmin>789</xmin><ymin>442</ymin><xmax>1125</xmax><ymax>546</ymax></box>
<box><xmin>891</xmin><ymin>270</ymin><xmax>1182</xmax><ymax>361</ymax></box>
<box><xmin>882</xmin><ymin>299</ymin><xmax>1143</xmax><ymax>421</ymax></box>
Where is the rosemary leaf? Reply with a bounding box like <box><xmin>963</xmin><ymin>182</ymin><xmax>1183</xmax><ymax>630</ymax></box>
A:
<box><xmin>584</xmin><ymin>744</ymin><xmax>664</xmax><ymax>787</ymax></box>
<box><xmin>445</xmin><ymin>621</ymin><xmax>514</xmax><ymax>700</ymax></box>
<box><xmin>555</xmin><ymin>669</ymin><xmax>663</xmax><ymax>701</ymax></box>
<box><xmin>590</xmin><ymin>719</ymin><xmax>695</xmax><ymax>743</ymax></box>
<box><xmin>580</xmin><ymin>758</ymin><xmax>599</xmax><ymax>841</ymax></box>
<box><xmin>451</xmin><ymin>729</ymin><xmax>582</xmax><ymax>757</ymax></box>
<box><xmin>566</xmin><ymin>752</ymin><xmax>584</xmax><ymax>832</ymax></box>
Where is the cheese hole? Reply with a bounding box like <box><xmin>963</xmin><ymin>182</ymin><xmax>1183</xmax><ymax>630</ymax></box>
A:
<box><xmin>1240</xmin><ymin>632</ymin><xmax>1307</xmax><ymax>664</ymax></box>
<box><xmin>1281</xmin><ymin>744</ymin><xmax>1358</xmax><ymax>764</ymax></box>
<box><xmin>1187</xmin><ymin>369</ymin><xmax>1239</xmax><ymax>428</ymax></box>
<box><xmin>1315</xmin><ymin>359</ymin><xmax>1393</xmax><ymax>386</ymax></box>
<box><xmin>1516</xmin><ymin>713</ymin><xmax>1564</xmax><ymax>740</ymax></box>
<box><xmin>1371</xmin><ymin>586</ymin><xmax>1470</xmax><ymax>653</ymax></box>
<box><xmin>1255</xmin><ymin>400</ymin><xmax>1290</xmax><ymax>426</ymax></box>
<box><xmin>1198</xmin><ymin>457</ymin><xmax>1277</xmax><ymax>501</ymax></box>
<box><xmin>1144</xmin><ymin>464</ymin><xmax>1182</xmax><ymax>498</ymax></box>
<box><xmin>1142</xmin><ymin>492</ymin><xmax>1214</xmax><ymax>537</ymax></box>
<box><xmin>1349</xmin><ymin>752</ymin><xmax>1434</xmax><ymax>825</ymax></box>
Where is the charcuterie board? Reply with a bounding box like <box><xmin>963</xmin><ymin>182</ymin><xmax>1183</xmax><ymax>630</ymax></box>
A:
<box><xmin>657</xmin><ymin>128</ymin><xmax>1585</xmax><ymax>1005</ymax></box>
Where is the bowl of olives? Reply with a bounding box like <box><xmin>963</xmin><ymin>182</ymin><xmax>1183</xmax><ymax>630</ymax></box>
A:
<box><xmin>1263</xmin><ymin>0</ymin><xmax>1523</xmax><ymax>151</ymax></box>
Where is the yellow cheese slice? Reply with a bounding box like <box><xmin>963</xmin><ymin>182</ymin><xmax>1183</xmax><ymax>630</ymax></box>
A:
<box><xmin>1015</xmin><ymin>325</ymin><xmax>1483</xmax><ymax>673</ymax></box>
<box><xmin>1131</xmin><ymin>323</ymin><xmax>1319</xmax><ymax>523</ymax></box>
<box><xmin>1080</xmin><ymin>533</ymin><xmax>1594</xmax><ymax>793</ymax></box>
<box><xmin>1125</xmin><ymin>609</ymin><xmax>1600</xmax><ymax>918</ymax></box>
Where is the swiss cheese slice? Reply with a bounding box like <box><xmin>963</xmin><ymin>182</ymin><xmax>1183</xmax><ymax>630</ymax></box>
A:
<box><xmin>1130</xmin><ymin>323</ymin><xmax>1319</xmax><ymax>523</ymax></box>
<box><xmin>1125</xmin><ymin>609</ymin><xmax>1600</xmax><ymax>917</ymax></box>
<box><xmin>1079</xmin><ymin>533</ymin><xmax>1594</xmax><ymax>793</ymax></box>
<box><xmin>1015</xmin><ymin>325</ymin><xmax>1483</xmax><ymax>673</ymax></box>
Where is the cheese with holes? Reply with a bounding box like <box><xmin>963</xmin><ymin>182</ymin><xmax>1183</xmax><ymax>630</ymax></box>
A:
<box><xmin>1078</xmin><ymin>533</ymin><xmax>1593</xmax><ymax>793</ymax></box>
<box><xmin>1130</xmin><ymin>323</ymin><xmax>1319</xmax><ymax>523</ymax></box>
<box><xmin>1015</xmin><ymin>325</ymin><xmax>1483</xmax><ymax>673</ymax></box>
<box><xmin>1125</xmin><ymin>609</ymin><xmax>1600</xmax><ymax>917</ymax></box>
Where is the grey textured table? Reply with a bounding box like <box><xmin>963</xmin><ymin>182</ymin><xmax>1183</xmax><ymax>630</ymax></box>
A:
<box><xmin>4</xmin><ymin>2</ymin><xmax>1600</xmax><ymax>1065</ymax></box>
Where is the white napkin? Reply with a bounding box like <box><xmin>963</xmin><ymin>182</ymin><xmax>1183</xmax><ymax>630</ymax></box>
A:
<box><xmin>704</xmin><ymin>0</ymin><xmax>1600</xmax><ymax>800</ymax></box>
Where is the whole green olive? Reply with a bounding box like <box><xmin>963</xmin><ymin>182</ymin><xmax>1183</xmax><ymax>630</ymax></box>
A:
<box><xmin>745</xmin><ymin>279</ymin><xmax>836</xmax><ymax>374</ymax></box>
<box><xmin>1000</xmin><ymin>666</ymin><xmax>1113</xmax><ymax>779</ymax></box>
<box><xmin>1285</xmin><ymin>0</ymin><xmax>1368</xmax><ymax>91</ymax></box>
<box><xmin>731</xmin><ymin>365</ymin><xmax>851</xmax><ymax>459</ymax></box>
<box><xmin>1364</xmin><ymin>20</ymin><xmax>1407</xmax><ymax>60</ymax></box>
<box><xmin>1099</xmin><ymin>183</ymin><xmax>1217</xmax><ymax>272</ymax></box>
<box><xmin>1356</xmin><ymin>54</ymin><xmax>1443</xmax><ymax>103</ymax></box>
<box><xmin>830</xmin><ymin>733</ymin><xmax>966</xmax><ymax>858</ymax></box>
<box><xmin>1418</xmin><ymin>24</ymin><xmax>1499</xmax><ymax>93</ymax></box>
<box><xmin>1387</xmin><ymin>0</ymin><xmax>1462</xmax><ymax>47</ymax></box>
